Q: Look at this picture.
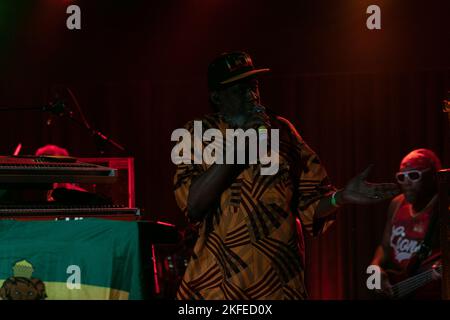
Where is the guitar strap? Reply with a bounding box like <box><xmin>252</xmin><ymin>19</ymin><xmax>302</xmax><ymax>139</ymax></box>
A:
<box><xmin>407</xmin><ymin>195</ymin><xmax>439</xmax><ymax>274</ymax></box>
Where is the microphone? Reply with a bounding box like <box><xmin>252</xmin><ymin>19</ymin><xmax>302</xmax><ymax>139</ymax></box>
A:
<box><xmin>43</xmin><ymin>100</ymin><xmax>74</xmax><ymax>126</ymax></box>
<box><xmin>254</xmin><ymin>105</ymin><xmax>269</xmax><ymax>141</ymax></box>
<box><xmin>258</xmin><ymin>125</ymin><xmax>268</xmax><ymax>142</ymax></box>
<box><xmin>43</xmin><ymin>100</ymin><xmax>72</xmax><ymax>117</ymax></box>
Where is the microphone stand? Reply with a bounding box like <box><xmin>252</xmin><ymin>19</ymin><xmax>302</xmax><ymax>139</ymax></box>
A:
<box><xmin>60</xmin><ymin>108</ymin><xmax>126</xmax><ymax>154</ymax></box>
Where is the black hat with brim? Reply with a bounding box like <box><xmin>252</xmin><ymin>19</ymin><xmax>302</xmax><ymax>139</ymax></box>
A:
<box><xmin>208</xmin><ymin>51</ymin><xmax>270</xmax><ymax>90</ymax></box>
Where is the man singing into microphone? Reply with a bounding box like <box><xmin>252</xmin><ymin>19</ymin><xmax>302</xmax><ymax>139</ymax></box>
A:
<box><xmin>173</xmin><ymin>51</ymin><xmax>399</xmax><ymax>299</ymax></box>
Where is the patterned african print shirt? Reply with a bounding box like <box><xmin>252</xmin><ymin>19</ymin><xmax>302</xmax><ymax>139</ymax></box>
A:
<box><xmin>173</xmin><ymin>113</ymin><xmax>335</xmax><ymax>300</ymax></box>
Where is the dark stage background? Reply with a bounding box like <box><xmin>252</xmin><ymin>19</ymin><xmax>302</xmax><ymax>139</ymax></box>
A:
<box><xmin>0</xmin><ymin>0</ymin><xmax>449</xmax><ymax>299</ymax></box>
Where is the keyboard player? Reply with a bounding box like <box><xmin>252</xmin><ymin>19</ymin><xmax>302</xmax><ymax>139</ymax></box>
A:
<box><xmin>0</xmin><ymin>144</ymin><xmax>111</xmax><ymax>205</ymax></box>
<box><xmin>34</xmin><ymin>144</ymin><xmax>87</xmax><ymax>201</ymax></box>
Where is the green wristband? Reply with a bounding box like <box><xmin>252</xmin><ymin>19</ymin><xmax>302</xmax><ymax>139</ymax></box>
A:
<box><xmin>331</xmin><ymin>191</ymin><xmax>340</xmax><ymax>208</ymax></box>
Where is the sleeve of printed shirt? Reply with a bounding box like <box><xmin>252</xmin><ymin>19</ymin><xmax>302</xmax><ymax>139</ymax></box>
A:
<box><xmin>279</xmin><ymin>116</ymin><xmax>336</xmax><ymax>237</ymax></box>
<box><xmin>173</xmin><ymin>120</ymin><xmax>206</xmax><ymax>224</ymax></box>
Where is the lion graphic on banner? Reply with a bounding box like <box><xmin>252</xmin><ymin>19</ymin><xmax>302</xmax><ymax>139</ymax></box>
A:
<box><xmin>0</xmin><ymin>260</ymin><xmax>47</xmax><ymax>300</ymax></box>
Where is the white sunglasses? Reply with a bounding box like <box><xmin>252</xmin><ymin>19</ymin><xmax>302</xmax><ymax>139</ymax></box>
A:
<box><xmin>395</xmin><ymin>168</ymin><xmax>431</xmax><ymax>184</ymax></box>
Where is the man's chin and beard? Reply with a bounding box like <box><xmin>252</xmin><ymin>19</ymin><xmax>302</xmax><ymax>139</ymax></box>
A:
<box><xmin>224</xmin><ymin>101</ymin><xmax>260</xmax><ymax>128</ymax></box>
<box><xmin>403</xmin><ymin>189</ymin><xmax>418</xmax><ymax>204</ymax></box>
<box><xmin>402</xmin><ymin>181</ymin><xmax>435</xmax><ymax>207</ymax></box>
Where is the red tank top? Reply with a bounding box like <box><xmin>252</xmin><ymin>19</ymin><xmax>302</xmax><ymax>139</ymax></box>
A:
<box><xmin>388</xmin><ymin>196</ymin><xmax>436</xmax><ymax>271</ymax></box>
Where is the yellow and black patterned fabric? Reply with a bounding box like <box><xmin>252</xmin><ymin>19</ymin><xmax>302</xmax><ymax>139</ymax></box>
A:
<box><xmin>174</xmin><ymin>113</ymin><xmax>335</xmax><ymax>300</ymax></box>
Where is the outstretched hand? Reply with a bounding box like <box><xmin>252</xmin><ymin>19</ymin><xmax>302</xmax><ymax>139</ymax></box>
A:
<box><xmin>340</xmin><ymin>165</ymin><xmax>400</xmax><ymax>205</ymax></box>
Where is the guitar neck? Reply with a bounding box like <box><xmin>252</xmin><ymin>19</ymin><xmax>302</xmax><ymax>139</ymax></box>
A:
<box><xmin>391</xmin><ymin>265</ymin><xmax>442</xmax><ymax>299</ymax></box>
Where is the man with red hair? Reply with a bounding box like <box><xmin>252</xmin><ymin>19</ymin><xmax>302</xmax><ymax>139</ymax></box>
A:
<box><xmin>35</xmin><ymin>144</ymin><xmax>86</xmax><ymax>201</ymax></box>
